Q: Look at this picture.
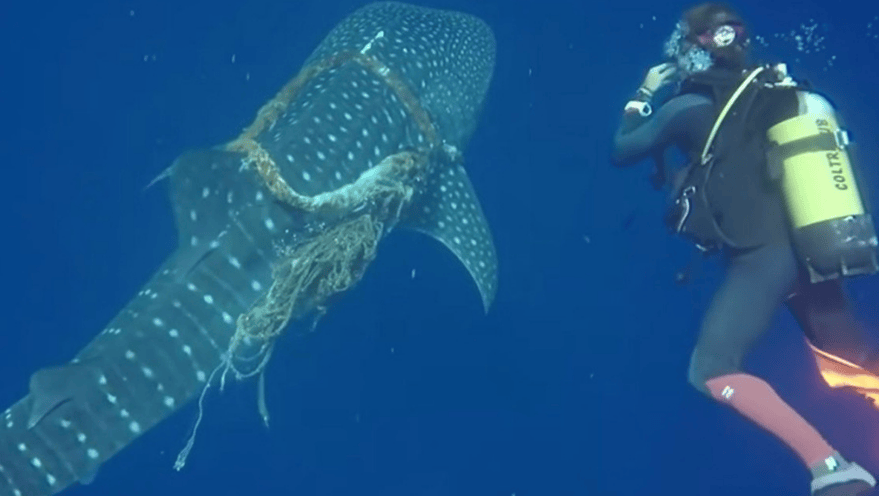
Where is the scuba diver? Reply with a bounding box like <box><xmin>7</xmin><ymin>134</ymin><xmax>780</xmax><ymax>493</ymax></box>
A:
<box><xmin>611</xmin><ymin>2</ymin><xmax>879</xmax><ymax>495</ymax></box>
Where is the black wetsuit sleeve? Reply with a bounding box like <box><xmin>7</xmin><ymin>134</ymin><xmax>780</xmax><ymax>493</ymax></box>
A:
<box><xmin>611</xmin><ymin>93</ymin><xmax>714</xmax><ymax>166</ymax></box>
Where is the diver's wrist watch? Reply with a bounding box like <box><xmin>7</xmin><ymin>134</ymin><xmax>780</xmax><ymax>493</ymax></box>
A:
<box><xmin>624</xmin><ymin>100</ymin><xmax>652</xmax><ymax>116</ymax></box>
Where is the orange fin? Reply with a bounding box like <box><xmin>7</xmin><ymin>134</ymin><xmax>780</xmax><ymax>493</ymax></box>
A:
<box><xmin>807</xmin><ymin>341</ymin><xmax>879</xmax><ymax>407</ymax></box>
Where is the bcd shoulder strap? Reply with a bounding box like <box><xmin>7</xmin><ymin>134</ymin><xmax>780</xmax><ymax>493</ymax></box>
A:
<box><xmin>698</xmin><ymin>66</ymin><xmax>768</xmax><ymax>166</ymax></box>
<box><xmin>667</xmin><ymin>65</ymin><xmax>780</xmax><ymax>252</ymax></box>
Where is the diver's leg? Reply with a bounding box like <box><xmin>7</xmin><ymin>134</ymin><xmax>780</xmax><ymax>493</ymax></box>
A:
<box><xmin>689</xmin><ymin>243</ymin><xmax>875</xmax><ymax>494</ymax></box>
<box><xmin>789</xmin><ymin>275</ymin><xmax>879</xmax><ymax>404</ymax></box>
<box><xmin>788</xmin><ymin>278</ymin><xmax>879</xmax><ymax>368</ymax></box>
<box><xmin>689</xmin><ymin>244</ymin><xmax>837</xmax><ymax>468</ymax></box>
<box><xmin>786</xmin><ymin>275</ymin><xmax>879</xmax><ymax>494</ymax></box>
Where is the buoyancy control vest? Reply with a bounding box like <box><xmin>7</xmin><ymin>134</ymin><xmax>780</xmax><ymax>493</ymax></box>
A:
<box><xmin>666</xmin><ymin>63</ymin><xmax>878</xmax><ymax>282</ymax></box>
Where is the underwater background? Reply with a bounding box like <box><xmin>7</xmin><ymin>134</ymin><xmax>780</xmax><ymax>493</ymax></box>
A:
<box><xmin>1</xmin><ymin>0</ymin><xmax>878</xmax><ymax>495</ymax></box>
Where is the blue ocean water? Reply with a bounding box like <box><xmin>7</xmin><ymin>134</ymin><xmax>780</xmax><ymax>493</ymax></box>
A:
<box><xmin>1</xmin><ymin>1</ymin><xmax>878</xmax><ymax>495</ymax></box>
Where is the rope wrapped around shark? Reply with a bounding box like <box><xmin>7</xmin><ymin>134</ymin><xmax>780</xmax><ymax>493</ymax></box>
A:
<box><xmin>174</xmin><ymin>34</ymin><xmax>459</xmax><ymax>470</ymax></box>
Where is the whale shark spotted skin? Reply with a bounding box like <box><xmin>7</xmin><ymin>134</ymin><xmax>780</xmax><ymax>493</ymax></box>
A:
<box><xmin>0</xmin><ymin>3</ymin><xmax>497</xmax><ymax>495</ymax></box>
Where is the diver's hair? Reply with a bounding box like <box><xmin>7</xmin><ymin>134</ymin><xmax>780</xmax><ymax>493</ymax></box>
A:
<box><xmin>682</xmin><ymin>2</ymin><xmax>745</xmax><ymax>41</ymax></box>
<box><xmin>663</xmin><ymin>21</ymin><xmax>714</xmax><ymax>76</ymax></box>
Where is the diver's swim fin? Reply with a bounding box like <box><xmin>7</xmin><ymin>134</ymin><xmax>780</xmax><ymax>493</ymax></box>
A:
<box><xmin>807</xmin><ymin>340</ymin><xmax>879</xmax><ymax>408</ymax></box>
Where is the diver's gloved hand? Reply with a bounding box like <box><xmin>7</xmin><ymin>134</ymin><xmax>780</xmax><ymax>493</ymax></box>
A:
<box><xmin>639</xmin><ymin>62</ymin><xmax>678</xmax><ymax>98</ymax></box>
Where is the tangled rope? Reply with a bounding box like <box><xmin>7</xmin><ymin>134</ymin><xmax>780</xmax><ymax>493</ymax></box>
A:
<box><xmin>174</xmin><ymin>151</ymin><xmax>429</xmax><ymax>470</ymax></box>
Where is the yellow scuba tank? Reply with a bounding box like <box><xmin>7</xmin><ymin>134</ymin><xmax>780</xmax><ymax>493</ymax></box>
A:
<box><xmin>766</xmin><ymin>87</ymin><xmax>879</xmax><ymax>282</ymax></box>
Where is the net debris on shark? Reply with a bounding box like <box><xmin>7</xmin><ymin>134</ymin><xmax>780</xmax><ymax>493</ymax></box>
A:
<box><xmin>0</xmin><ymin>2</ymin><xmax>497</xmax><ymax>495</ymax></box>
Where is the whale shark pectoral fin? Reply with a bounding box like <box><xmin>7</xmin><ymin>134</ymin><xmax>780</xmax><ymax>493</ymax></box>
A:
<box><xmin>402</xmin><ymin>163</ymin><xmax>497</xmax><ymax>312</ymax></box>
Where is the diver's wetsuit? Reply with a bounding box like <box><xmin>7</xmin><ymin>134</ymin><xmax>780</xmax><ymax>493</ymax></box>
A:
<box><xmin>611</xmin><ymin>85</ymin><xmax>879</xmax><ymax>492</ymax></box>
<box><xmin>611</xmin><ymin>90</ymin><xmax>876</xmax><ymax>394</ymax></box>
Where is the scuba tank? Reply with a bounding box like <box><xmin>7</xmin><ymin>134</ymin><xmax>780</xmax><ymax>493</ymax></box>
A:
<box><xmin>766</xmin><ymin>74</ymin><xmax>879</xmax><ymax>282</ymax></box>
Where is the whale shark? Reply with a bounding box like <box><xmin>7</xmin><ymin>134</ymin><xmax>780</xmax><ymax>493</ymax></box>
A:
<box><xmin>0</xmin><ymin>3</ymin><xmax>497</xmax><ymax>495</ymax></box>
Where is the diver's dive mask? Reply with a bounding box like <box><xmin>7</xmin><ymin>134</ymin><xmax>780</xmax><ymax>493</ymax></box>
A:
<box><xmin>696</xmin><ymin>23</ymin><xmax>746</xmax><ymax>49</ymax></box>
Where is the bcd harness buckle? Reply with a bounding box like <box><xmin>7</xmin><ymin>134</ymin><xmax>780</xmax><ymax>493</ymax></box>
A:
<box><xmin>674</xmin><ymin>186</ymin><xmax>715</xmax><ymax>253</ymax></box>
